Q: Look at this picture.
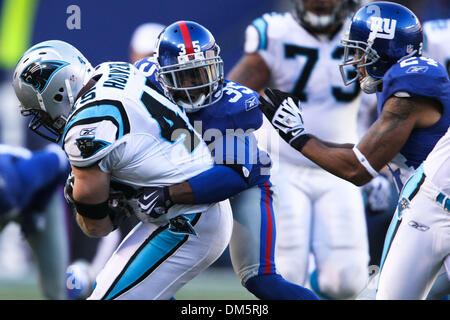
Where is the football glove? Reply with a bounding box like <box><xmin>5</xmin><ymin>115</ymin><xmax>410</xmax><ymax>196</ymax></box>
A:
<box><xmin>136</xmin><ymin>186</ymin><xmax>173</xmax><ymax>219</ymax></box>
<box><xmin>259</xmin><ymin>88</ymin><xmax>310</xmax><ymax>150</ymax></box>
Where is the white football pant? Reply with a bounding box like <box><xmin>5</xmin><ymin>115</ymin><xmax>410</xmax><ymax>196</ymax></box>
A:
<box><xmin>88</xmin><ymin>201</ymin><xmax>233</xmax><ymax>300</ymax></box>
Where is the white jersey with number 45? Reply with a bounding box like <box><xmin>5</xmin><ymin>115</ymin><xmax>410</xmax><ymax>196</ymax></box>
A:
<box><xmin>245</xmin><ymin>12</ymin><xmax>362</xmax><ymax>167</ymax></box>
<box><xmin>62</xmin><ymin>62</ymin><xmax>214</xmax><ymax>219</ymax></box>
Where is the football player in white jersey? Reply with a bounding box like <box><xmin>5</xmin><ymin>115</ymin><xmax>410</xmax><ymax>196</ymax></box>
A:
<box><xmin>228</xmin><ymin>0</ymin><xmax>370</xmax><ymax>299</ymax></box>
<box><xmin>12</xmin><ymin>40</ymin><xmax>233</xmax><ymax>300</ymax></box>
<box><xmin>376</xmin><ymin>126</ymin><xmax>450</xmax><ymax>299</ymax></box>
<box><xmin>423</xmin><ymin>18</ymin><xmax>450</xmax><ymax>76</ymax></box>
<box><xmin>389</xmin><ymin>16</ymin><xmax>450</xmax><ymax>300</ymax></box>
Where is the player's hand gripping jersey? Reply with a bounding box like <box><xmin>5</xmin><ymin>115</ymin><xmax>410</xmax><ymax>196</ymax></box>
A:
<box><xmin>376</xmin><ymin>56</ymin><xmax>450</xmax><ymax>190</ymax></box>
<box><xmin>246</xmin><ymin>12</ymin><xmax>362</xmax><ymax>166</ymax></box>
<box><xmin>62</xmin><ymin>62</ymin><xmax>215</xmax><ymax>223</ymax></box>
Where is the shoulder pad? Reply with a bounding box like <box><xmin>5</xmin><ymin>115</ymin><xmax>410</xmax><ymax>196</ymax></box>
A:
<box><xmin>380</xmin><ymin>56</ymin><xmax>450</xmax><ymax>109</ymax></box>
<box><xmin>62</xmin><ymin>100</ymin><xmax>130</xmax><ymax>167</ymax></box>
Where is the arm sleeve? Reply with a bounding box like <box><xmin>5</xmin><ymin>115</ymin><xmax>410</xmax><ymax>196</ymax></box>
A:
<box><xmin>188</xmin><ymin>132</ymin><xmax>259</xmax><ymax>204</ymax></box>
<box><xmin>188</xmin><ymin>164</ymin><xmax>248</xmax><ymax>204</ymax></box>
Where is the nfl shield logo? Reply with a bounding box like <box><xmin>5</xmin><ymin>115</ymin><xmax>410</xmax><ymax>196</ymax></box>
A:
<box><xmin>406</xmin><ymin>44</ymin><xmax>414</xmax><ymax>54</ymax></box>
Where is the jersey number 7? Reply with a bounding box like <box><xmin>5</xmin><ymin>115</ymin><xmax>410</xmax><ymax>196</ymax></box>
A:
<box><xmin>284</xmin><ymin>44</ymin><xmax>360</xmax><ymax>103</ymax></box>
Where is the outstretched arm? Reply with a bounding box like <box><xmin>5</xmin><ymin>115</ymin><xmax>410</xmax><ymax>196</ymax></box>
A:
<box><xmin>259</xmin><ymin>88</ymin><xmax>441</xmax><ymax>186</ymax></box>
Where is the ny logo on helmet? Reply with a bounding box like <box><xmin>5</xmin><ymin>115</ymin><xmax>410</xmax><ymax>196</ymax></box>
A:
<box><xmin>369</xmin><ymin>17</ymin><xmax>397</xmax><ymax>40</ymax></box>
<box><xmin>20</xmin><ymin>59</ymin><xmax>68</xmax><ymax>93</ymax></box>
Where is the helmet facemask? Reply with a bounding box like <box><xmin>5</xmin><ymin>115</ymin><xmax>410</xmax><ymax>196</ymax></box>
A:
<box><xmin>339</xmin><ymin>35</ymin><xmax>380</xmax><ymax>91</ymax></box>
<box><xmin>158</xmin><ymin>49</ymin><xmax>224</xmax><ymax>112</ymax></box>
<box><xmin>338</xmin><ymin>2</ymin><xmax>424</xmax><ymax>94</ymax></box>
<box><xmin>21</xmin><ymin>107</ymin><xmax>66</xmax><ymax>143</ymax></box>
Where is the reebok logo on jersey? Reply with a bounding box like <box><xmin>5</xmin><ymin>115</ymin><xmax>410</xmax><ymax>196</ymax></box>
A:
<box><xmin>369</xmin><ymin>17</ymin><xmax>397</xmax><ymax>40</ymax></box>
<box><xmin>408</xmin><ymin>220</ymin><xmax>429</xmax><ymax>232</ymax></box>
<box><xmin>406</xmin><ymin>66</ymin><xmax>429</xmax><ymax>74</ymax></box>
<box><xmin>245</xmin><ymin>96</ymin><xmax>259</xmax><ymax>111</ymax></box>
<box><xmin>79</xmin><ymin>127</ymin><xmax>96</xmax><ymax>136</ymax></box>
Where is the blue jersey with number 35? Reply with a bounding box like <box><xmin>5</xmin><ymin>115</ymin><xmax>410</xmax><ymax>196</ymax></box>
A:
<box><xmin>134</xmin><ymin>57</ymin><xmax>271</xmax><ymax>186</ymax></box>
<box><xmin>377</xmin><ymin>56</ymin><xmax>450</xmax><ymax>169</ymax></box>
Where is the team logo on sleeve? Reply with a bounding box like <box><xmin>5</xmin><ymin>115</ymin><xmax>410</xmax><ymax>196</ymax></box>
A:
<box><xmin>76</xmin><ymin>137</ymin><xmax>110</xmax><ymax>158</ymax></box>
<box><xmin>20</xmin><ymin>59</ymin><xmax>68</xmax><ymax>93</ymax></box>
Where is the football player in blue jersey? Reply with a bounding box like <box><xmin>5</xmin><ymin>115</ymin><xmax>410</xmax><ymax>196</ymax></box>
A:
<box><xmin>258</xmin><ymin>1</ymin><xmax>450</xmax><ymax>299</ymax></box>
<box><xmin>0</xmin><ymin>143</ymin><xmax>70</xmax><ymax>299</ymax></box>
<box><xmin>135</xmin><ymin>20</ymin><xmax>319</xmax><ymax>300</ymax></box>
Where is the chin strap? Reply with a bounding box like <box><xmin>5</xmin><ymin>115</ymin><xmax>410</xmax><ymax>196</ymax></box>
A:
<box><xmin>65</xmin><ymin>78</ymin><xmax>75</xmax><ymax>107</ymax></box>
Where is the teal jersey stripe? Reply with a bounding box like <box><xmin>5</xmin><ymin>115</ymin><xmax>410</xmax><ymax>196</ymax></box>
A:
<box><xmin>252</xmin><ymin>17</ymin><xmax>268</xmax><ymax>50</ymax></box>
<box><xmin>378</xmin><ymin>165</ymin><xmax>425</xmax><ymax>276</ymax></box>
<box><xmin>104</xmin><ymin>213</ymin><xmax>200</xmax><ymax>300</ymax></box>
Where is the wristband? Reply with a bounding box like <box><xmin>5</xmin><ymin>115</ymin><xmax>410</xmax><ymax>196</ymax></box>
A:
<box><xmin>74</xmin><ymin>199</ymin><xmax>110</xmax><ymax>220</ymax></box>
<box><xmin>290</xmin><ymin>134</ymin><xmax>312</xmax><ymax>152</ymax></box>
<box><xmin>352</xmin><ymin>146</ymin><xmax>379</xmax><ymax>178</ymax></box>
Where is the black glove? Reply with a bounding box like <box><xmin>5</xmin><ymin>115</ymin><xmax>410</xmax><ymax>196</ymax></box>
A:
<box><xmin>136</xmin><ymin>186</ymin><xmax>173</xmax><ymax>219</ymax></box>
<box><xmin>259</xmin><ymin>88</ymin><xmax>311</xmax><ymax>151</ymax></box>
<box><xmin>107</xmin><ymin>189</ymin><xmax>133</xmax><ymax>229</ymax></box>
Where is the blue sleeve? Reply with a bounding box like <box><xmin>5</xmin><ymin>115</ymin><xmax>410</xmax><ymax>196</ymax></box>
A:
<box><xmin>232</xmin><ymin>103</ymin><xmax>263</xmax><ymax>131</ymax></box>
<box><xmin>380</xmin><ymin>57</ymin><xmax>449</xmax><ymax>110</ymax></box>
<box><xmin>188</xmin><ymin>165</ymin><xmax>248</xmax><ymax>204</ymax></box>
<box><xmin>222</xmin><ymin>80</ymin><xmax>263</xmax><ymax>131</ymax></box>
<box><xmin>0</xmin><ymin>149</ymin><xmax>70</xmax><ymax>214</ymax></box>
<box><xmin>20</xmin><ymin>149</ymin><xmax>70</xmax><ymax>212</ymax></box>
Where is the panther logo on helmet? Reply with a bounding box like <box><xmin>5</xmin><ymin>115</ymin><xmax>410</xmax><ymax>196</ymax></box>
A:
<box><xmin>20</xmin><ymin>59</ymin><xmax>68</xmax><ymax>93</ymax></box>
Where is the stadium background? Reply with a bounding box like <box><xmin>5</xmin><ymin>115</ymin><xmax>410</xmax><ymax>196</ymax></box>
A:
<box><xmin>0</xmin><ymin>0</ymin><xmax>448</xmax><ymax>300</ymax></box>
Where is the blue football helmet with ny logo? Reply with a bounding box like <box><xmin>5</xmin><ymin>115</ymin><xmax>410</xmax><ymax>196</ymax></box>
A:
<box><xmin>155</xmin><ymin>21</ymin><xmax>224</xmax><ymax>112</ymax></box>
<box><xmin>339</xmin><ymin>1</ymin><xmax>423</xmax><ymax>93</ymax></box>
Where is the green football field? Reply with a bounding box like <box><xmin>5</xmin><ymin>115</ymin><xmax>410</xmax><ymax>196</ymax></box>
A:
<box><xmin>0</xmin><ymin>267</ymin><xmax>257</xmax><ymax>300</ymax></box>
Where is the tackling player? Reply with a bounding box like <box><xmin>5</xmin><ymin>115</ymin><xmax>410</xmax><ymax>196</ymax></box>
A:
<box><xmin>258</xmin><ymin>1</ymin><xmax>450</xmax><ymax>299</ymax></box>
<box><xmin>228</xmin><ymin>0</ymin><xmax>371</xmax><ymax>299</ymax></box>
<box><xmin>12</xmin><ymin>40</ymin><xmax>233</xmax><ymax>299</ymax></box>
<box><xmin>135</xmin><ymin>20</ymin><xmax>319</xmax><ymax>300</ymax></box>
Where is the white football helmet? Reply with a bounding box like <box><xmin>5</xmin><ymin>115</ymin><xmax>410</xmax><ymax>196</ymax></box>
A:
<box><xmin>12</xmin><ymin>40</ymin><xmax>93</xmax><ymax>142</ymax></box>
